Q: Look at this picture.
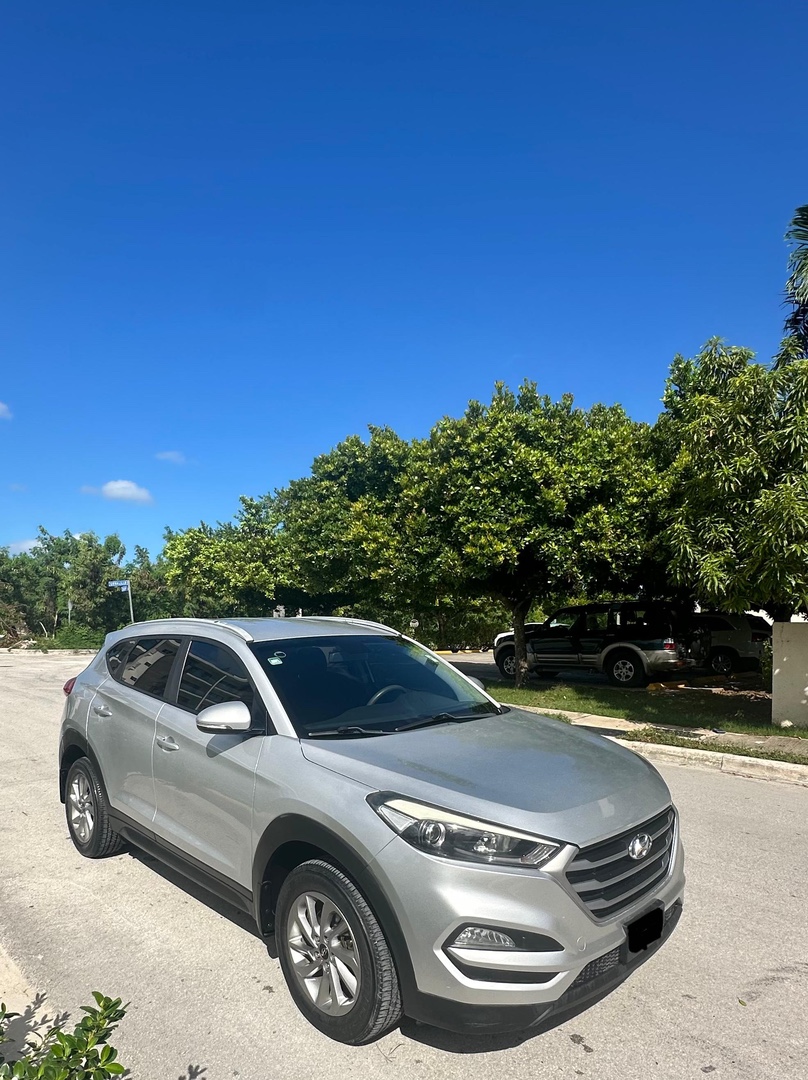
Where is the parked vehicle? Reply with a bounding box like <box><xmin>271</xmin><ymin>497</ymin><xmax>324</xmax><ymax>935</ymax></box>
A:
<box><xmin>59</xmin><ymin>616</ymin><xmax>684</xmax><ymax>1043</ymax></box>
<box><xmin>692</xmin><ymin>612</ymin><xmax>771</xmax><ymax>674</ymax></box>
<box><xmin>494</xmin><ymin>601</ymin><xmax>707</xmax><ymax>687</ymax></box>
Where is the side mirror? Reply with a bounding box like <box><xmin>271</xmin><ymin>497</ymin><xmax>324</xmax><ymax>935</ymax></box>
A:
<box><xmin>196</xmin><ymin>699</ymin><xmax>252</xmax><ymax>734</ymax></box>
<box><xmin>468</xmin><ymin>676</ymin><xmax>485</xmax><ymax>691</ymax></box>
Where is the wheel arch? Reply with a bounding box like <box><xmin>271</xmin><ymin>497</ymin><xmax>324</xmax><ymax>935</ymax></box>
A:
<box><xmin>252</xmin><ymin>815</ymin><xmax>418</xmax><ymax>1013</ymax></box>
<box><xmin>59</xmin><ymin>731</ymin><xmax>107</xmax><ymax>804</ymax></box>
<box><xmin>598</xmin><ymin>642</ymin><xmax>651</xmax><ymax>674</ymax></box>
<box><xmin>710</xmin><ymin>644</ymin><xmax>739</xmax><ymax>658</ymax></box>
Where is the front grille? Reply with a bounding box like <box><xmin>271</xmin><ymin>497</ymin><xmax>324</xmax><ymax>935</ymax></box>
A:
<box><xmin>566</xmin><ymin>808</ymin><xmax>676</xmax><ymax>920</ymax></box>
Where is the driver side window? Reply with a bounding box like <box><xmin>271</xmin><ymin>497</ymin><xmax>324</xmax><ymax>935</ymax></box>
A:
<box><xmin>547</xmin><ymin>609</ymin><xmax>578</xmax><ymax>630</ymax></box>
<box><xmin>177</xmin><ymin>640</ymin><xmax>254</xmax><ymax>714</ymax></box>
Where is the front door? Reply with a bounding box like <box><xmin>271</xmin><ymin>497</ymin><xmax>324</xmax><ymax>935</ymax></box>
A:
<box><xmin>151</xmin><ymin>638</ymin><xmax>264</xmax><ymax>891</ymax></box>
<box><xmin>530</xmin><ymin>609</ymin><xmax>585</xmax><ymax>670</ymax></box>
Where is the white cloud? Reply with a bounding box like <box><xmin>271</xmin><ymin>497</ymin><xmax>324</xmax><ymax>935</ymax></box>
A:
<box><xmin>8</xmin><ymin>483</ymin><xmax>26</xmax><ymax>492</ymax></box>
<box><xmin>0</xmin><ymin>402</ymin><xmax>12</xmax><ymax>420</ymax></box>
<box><xmin>102</xmin><ymin>480</ymin><xmax>153</xmax><ymax>503</ymax></box>
<box><xmin>81</xmin><ymin>480</ymin><xmax>153</xmax><ymax>504</ymax></box>
<box><xmin>8</xmin><ymin>538</ymin><xmax>37</xmax><ymax>555</ymax></box>
<box><xmin>155</xmin><ymin>450</ymin><xmax>186</xmax><ymax>465</ymax></box>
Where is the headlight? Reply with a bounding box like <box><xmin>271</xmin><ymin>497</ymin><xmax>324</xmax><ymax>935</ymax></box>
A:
<box><xmin>368</xmin><ymin>793</ymin><xmax>560</xmax><ymax>868</ymax></box>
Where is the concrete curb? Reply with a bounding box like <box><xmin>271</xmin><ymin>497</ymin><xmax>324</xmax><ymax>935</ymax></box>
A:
<box><xmin>608</xmin><ymin>737</ymin><xmax>808</xmax><ymax>788</ymax></box>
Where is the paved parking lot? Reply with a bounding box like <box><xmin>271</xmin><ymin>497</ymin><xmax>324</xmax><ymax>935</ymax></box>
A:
<box><xmin>1</xmin><ymin>652</ymin><xmax>806</xmax><ymax>1079</ymax></box>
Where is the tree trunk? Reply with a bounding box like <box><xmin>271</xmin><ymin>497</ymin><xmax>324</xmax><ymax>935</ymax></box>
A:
<box><xmin>511</xmin><ymin>596</ymin><xmax>533</xmax><ymax>689</ymax></box>
<box><xmin>768</xmin><ymin>604</ymin><xmax>795</xmax><ymax>623</ymax></box>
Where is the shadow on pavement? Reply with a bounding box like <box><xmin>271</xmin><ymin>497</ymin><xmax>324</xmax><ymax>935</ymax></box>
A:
<box><xmin>0</xmin><ymin>993</ymin><xmax>70</xmax><ymax>1063</ymax></box>
<box><xmin>128</xmin><ymin>850</ymin><xmax>262</xmax><ymax>941</ymax></box>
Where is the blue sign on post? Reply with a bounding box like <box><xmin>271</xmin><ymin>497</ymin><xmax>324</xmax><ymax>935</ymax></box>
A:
<box><xmin>108</xmin><ymin>579</ymin><xmax>134</xmax><ymax>623</ymax></box>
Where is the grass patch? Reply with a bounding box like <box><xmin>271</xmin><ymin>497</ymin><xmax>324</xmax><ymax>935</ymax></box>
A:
<box><xmin>486</xmin><ymin>679</ymin><xmax>806</xmax><ymax>741</ymax></box>
<box><xmin>621</xmin><ymin>727</ymin><xmax>808</xmax><ymax>767</ymax></box>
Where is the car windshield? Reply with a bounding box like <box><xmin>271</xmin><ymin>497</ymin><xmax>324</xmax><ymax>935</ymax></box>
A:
<box><xmin>249</xmin><ymin>634</ymin><xmax>499</xmax><ymax>736</ymax></box>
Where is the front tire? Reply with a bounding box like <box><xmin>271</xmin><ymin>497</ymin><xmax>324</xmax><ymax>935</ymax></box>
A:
<box><xmin>496</xmin><ymin>645</ymin><xmax>517</xmax><ymax>678</ymax></box>
<box><xmin>276</xmin><ymin>860</ymin><xmax>402</xmax><ymax>1044</ymax></box>
<box><xmin>65</xmin><ymin>758</ymin><xmax>125</xmax><ymax>858</ymax></box>
<box><xmin>605</xmin><ymin>651</ymin><xmax>648</xmax><ymax>688</ymax></box>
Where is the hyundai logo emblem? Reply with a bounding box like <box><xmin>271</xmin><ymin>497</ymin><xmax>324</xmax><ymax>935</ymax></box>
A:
<box><xmin>628</xmin><ymin>833</ymin><xmax>652</xmax><ymax>860</ymax></box>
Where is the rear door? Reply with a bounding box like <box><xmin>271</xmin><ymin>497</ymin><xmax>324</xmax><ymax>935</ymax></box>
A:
<box><xmin>89</xmin><ymin>635</ymin><xmax>182</xmax><ymax>831</ymax></box>
<box><xmin>576</xmin><ymin>605</ymin><xmax>613</xmax><ymax>665</ymax></box>
<box><xmin>151</xmin><ymin>638</ymin><xmax>266</xmax><ymax>889</ymax></box>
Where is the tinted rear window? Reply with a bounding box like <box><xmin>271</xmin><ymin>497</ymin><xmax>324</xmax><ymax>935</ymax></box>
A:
<box><xmin>118</xmin><ymin>637</ymin><xmax>181</xmax><ymax>699</ymax></box>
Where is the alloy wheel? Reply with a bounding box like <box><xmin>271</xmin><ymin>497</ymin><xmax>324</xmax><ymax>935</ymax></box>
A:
<box><xmin>68</xmin><ymin>772</ymin><xmax>96</xmax><ymax>844</ymax></box>
<box><xmin>286</xmin><ymin>891</ymin><xmax>361</xmax><ymax>1016</ymax></box>
<box><xmin>612</xmin><ymin>658</ymin><xmax>636</xmax><ymax>683</ymax></box>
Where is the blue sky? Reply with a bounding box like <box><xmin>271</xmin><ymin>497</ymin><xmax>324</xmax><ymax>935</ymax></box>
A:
<box><xmin>2</xmin><ymin>0</ymin><xmax>806</xmax><ymax>557</ymax></box>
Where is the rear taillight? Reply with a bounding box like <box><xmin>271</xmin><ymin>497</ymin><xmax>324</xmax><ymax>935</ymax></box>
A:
<box><xmin>751</xmin><ymin>632</ymin><xmax>769</xmax><ymax>643</ymax></box>
<box><xmin>63</xmin><ymin>677</ymin><xmax>77</xmax><ymax>696</ymax></box>
<box><xmin>663</xmin><ymin>639</ymin><xmax>677</xmax><ymax>652</ymax></box>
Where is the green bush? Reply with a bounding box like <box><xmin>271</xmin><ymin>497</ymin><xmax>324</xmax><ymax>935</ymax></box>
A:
<box><xmin>33</xmin><ymin>626</ymin><xmax>105</xmax><ymax>651</ymax></box>
<box><xmin>760</xmin><ymin>638</ymin><xmax>773</xmax><ymax>692</ymax></box>
<box><xmin>0</xmin><ymin>992</ymin><xmax>127</xmax><ymax>1079</ymax></box>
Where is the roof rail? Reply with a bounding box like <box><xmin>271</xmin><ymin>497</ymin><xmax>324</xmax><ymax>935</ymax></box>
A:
<box><xmin>301</xmin><ymin>616</ymin><xmax>398</xmax><ymax>634</ymax></box>
<box><xmin>118</xmin><ymin>617</ymin><xmax>255</xmax><ymax>643</ymax></box>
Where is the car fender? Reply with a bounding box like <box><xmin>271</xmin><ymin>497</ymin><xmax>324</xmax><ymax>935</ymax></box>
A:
<box><xmin>58</xmin><ymin>727</ymin><xmax>108</xmax><ymax>803</ymax></box>
<box><xmin>597</xmin><ymin>642</ymin><xmax>651</xmax><ymax>674</ymax></box>
<box><xmin>251</xmin><ymin>813</ymin><xmax>419</xmax><ymax>1012</ymax></box>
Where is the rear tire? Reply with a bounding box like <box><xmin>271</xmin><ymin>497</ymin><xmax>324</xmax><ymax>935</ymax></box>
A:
<box><xmin>65</xmin><ymin>758</ymin><xmax>125</xmax><ymax>858</ymax></box>
<box><xmin>605</xmin><ymin>651</ymin><xmax>648</xmax><ymax>688</ymax></box>
<box><xmin>710</xmin><ymin>648</ymin><xmax>737</xmax><ymax>676</ymax></box>
<box><xmin>276</xmin><ymin>860</ymin><xmax>402</xmax><ymax>1044</ymax></box>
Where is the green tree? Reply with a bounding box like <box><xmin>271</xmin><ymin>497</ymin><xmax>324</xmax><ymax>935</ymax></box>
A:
<box><xmin>776</xmin><ymin>203</ymin><xmax>808</xmax><ymax>366</ymax></box>
<box><xmin>410</xmin><ymin>383</ymin><xmax>658</xmax><ymax>683</ymax></box>
<box><xmin>164</xmin><ymin>497</ymin><xmax>282</xmax><ymax>616</ymax></box>
<box><xmin>274</xmin><ymin>427</ymin><xmax>412</xmax><ymax>616</ymax></box>
<box><xmin>663</xmin><ymin>338</ymin><xmax>808</xmax><ymax>621</ymax></box>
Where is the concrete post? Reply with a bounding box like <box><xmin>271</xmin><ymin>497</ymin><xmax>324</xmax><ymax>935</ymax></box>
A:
<box><xmin>772</xmin><ymin>621</ymin><xmax>808</xmax><ymax>728</ymax></box>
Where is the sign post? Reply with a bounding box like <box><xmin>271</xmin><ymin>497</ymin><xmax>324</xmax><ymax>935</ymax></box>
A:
<box><xmin>108</xmin><ymin>579</ymin><xmax>134</xmax><ymax>624</ymax></box>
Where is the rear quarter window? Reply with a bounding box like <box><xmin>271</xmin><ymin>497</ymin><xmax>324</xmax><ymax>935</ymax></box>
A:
<box><xmin>105</xmin><ymin>640</ymin><xmax>133</xmax><ymax>680</ymax></box>
<box><xmin>116</xmin><ymin>637</ymin><xmax>182</xmax><ymax>700</ymax></box>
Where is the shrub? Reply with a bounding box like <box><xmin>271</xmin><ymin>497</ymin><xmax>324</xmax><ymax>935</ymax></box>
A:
<box><xmin>760</xmin><ymin>638</ymin><xmax>773</xmax><ymax>692</ymax></box>
<box><xmin>33</xmin><ymin>626</ymin><xmax>105</xmax><ymax>651</ymax></box>
<box><xmin>0</xmin><ymin>992</ymin><xmax>127</xmax><ymax>1079</ymax></box>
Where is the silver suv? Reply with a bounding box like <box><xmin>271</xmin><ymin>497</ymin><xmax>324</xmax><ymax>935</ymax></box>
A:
<box><xmin>58</xmin><ymin>617</ymin><xmax>684</xmax><ymax>1044</ymax></box>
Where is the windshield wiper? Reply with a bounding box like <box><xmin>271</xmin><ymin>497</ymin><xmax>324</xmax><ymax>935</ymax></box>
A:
<box><xmin>305</xmin><ymin>725</ymin><xmax>394</xmax><ymax>738</ymax></box>
<box><xmin>392</xmin><ymin>712</ymin><xmax>487</xmax><ymax>733</ymax></box>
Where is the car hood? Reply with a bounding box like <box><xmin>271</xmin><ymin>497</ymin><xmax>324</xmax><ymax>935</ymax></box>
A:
<box><xmin>300</xmin><ymin>708</ymin><xmax>671</xmax><ymax>848</ymax></box>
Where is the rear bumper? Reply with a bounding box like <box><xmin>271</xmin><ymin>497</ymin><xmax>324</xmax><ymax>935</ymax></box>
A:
<box><xmin>405</xmin><ymin>899</ymin><xmax>683</xmax><ymax>1034</ymax></box>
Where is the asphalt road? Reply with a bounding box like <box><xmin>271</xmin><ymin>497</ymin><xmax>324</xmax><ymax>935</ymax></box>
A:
<box><xmin>2</xmin><ymin>652</ymin><xmax>806</xmax><ymax>1080</ymax></box>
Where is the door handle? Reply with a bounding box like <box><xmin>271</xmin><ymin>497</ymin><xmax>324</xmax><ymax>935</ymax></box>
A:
<box><xmin>156</xmin><ymin>734</ymin><xmax>180</xmax><ymax>752</ymax></box>
<box><xmin>92</xmin><ymin>704</ymin><xmax>112</xmax><ymax>717</ymax></box>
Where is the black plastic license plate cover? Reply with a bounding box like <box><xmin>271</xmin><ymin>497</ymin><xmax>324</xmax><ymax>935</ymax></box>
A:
<box><xmin>626</xmin><ymin>906</ymin><xmax>664</xmax><ymax>954</ymax></box>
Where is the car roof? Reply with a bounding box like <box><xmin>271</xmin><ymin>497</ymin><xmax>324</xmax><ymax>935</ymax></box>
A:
<box><xmin>105</xmin><ymin>616</ymin><xmax>400</xmax><ymax>646</ymax></box>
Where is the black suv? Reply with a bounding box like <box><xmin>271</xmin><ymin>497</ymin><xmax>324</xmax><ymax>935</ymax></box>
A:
<box><xmin>493</xmin><ymin>601</ymin><xmax>706</xmax><ymax>687</ymax></box>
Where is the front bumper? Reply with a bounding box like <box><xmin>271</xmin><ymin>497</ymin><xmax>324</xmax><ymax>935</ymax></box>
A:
<box><xmin>365</xmin><ymin>819</ymin><xmax>685</xmax><ymax>1032</ymax></box>
<box><xmin>406</xmin><ymin>899</ymin><xmax>683</xmax><ymax>1033</ymax></box>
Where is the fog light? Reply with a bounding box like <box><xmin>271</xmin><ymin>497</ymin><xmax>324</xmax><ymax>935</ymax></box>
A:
<box><xmin>452</xmin><ymin>926</ymin><xmax>517</xmax><ymax>950</ymax></box>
